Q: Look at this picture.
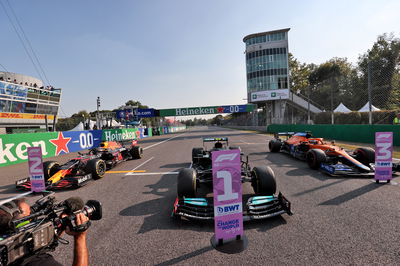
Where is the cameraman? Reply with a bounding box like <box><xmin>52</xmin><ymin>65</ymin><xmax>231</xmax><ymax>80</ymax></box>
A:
<box><xmin>0</xmin><ymin>198</ymin><xmax>89</xmax><ymax>266</ymax></box>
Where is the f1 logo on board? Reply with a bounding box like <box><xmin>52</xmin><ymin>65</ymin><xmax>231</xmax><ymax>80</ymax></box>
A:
<box><xmin>215</xmin><ymin>153</ymin><xmax>238</xmax><ymax>163</ymax></box>
<box><xmin>376</xmin><ymin>133</ymin><xmax>392</xmax><ymax>140</ymax></box>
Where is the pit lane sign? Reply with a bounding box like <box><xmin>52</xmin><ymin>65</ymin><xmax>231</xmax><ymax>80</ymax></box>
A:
<box><xmin>375</xmin><ymin>132</ymin><xmax>393</xmax><ymax>182</ymax></box>
<box><xmin>27</xmin><ymin>147</ymin><xmax>45</xmax><ymax>192</ymax></box>
<box><xmin>212</xmin><ymin>149</ymin><xmax>243</xmax><ymax>242</ymax></box>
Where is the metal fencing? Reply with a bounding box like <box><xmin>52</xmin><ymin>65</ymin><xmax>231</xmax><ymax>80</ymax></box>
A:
<box><xmin>226</xmin><ymin>60</ymin><xmax>400</xmax><ymax>126</ymax></box>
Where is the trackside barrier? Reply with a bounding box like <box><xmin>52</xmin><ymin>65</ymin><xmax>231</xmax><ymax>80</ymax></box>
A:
<box><xmin>266</xmin><ymin>124</ymin><xmax>400</xmax><ymax>146</ymax></box>
<box><xmin>0</xmin><ymin>126</ymin><xmax>186</xmax><ymax>168</ymax></box>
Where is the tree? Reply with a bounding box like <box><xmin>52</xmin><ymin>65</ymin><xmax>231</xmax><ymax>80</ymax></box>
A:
<box><xmin>308</xmin><ymin>57</ymin><xmax>355</xmax><ymax>111</ymax></box>
<box><xmin>288</xmin><ymin>53</ymin><xmax>313</xmax><ymax>95</ymax></box>
<box><xmin>124</xmin><ymin>100</ymin><xmax>148</xmax><ymax>109</ymax></box>
<box><xmin>357</xmin><ymin>33</ymin><xmax>400</xmax><ymax>109</ymax></box>
<box><xmin>71</xmin><ymin>110</ymin><xmax>89</xmax><ymax>118</ymax></box>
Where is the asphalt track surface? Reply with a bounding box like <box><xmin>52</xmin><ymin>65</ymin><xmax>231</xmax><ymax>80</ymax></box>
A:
<box><xmin>1</xmin><ymin>126</ymin><xmax>400</xmax><ymax>265</ymax></box>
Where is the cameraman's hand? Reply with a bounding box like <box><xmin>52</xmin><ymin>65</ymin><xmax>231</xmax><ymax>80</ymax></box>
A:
<box><xmin>66</xmin><ymin>213</ymin><xmax>89</xmax><ymax>238</ymax></box>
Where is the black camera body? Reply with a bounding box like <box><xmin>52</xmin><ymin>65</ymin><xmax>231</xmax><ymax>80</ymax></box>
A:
<box><xmin>0</xmin><ymin>193</ymin><xmax>102</xmax><ymax>265</ymax></box>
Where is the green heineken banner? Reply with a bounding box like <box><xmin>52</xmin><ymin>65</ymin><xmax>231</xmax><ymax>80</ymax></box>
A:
<box><xmin>102</xmin><ymin>128</ymin><xmax>140</xmax><ymax>141</ymax></box>
<box><xmin>0</xmin><ymin>126</ymin><xmax>185</xmax><ymax>168</ymax></box>
<box><xmin>159</xmin><ymin>104</ymin><xmax>255</xmax><ymax>117</ymax></box>
<box><xmin>0</xmin><ymin>130</ymin><xmax>103</xmax><ymax>167</ymax></box>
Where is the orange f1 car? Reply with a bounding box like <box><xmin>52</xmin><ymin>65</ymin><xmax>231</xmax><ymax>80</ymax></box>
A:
<box><xmin>268</xmin><ymin>132</ymin><xmax>399</xmax><ymax>176</ymax></box>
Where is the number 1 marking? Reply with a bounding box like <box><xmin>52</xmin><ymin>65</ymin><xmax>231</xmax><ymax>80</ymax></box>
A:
<box><xmin>217</xmin><ymin>170</ymin><xmax>238</xmax><ymax>201</ymax></box>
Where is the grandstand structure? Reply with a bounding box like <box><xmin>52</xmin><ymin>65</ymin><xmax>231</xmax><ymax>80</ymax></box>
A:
<box><xmin>0</xmin><ymin>72</ymin><xmax>61</xmax><ymax>133</ymax></box>
<box><xmin>243</xmin><ymin>29</ymin><xmax>322</xmax><ymax>125</ymax></box>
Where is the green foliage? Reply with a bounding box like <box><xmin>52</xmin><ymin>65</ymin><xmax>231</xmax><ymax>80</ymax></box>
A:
<box><xmin>56</xmin><ymin>117</ymin><xmax>82</xmax><ymax>131</ymax></box>
<box><xmin>290</xmin><ymin>33</ymin><xmax>400</xmax><ymax>117</ymax></box>
<box><xmin>315</xmin><ymin>110</ymin><xmax>400</xmax><ymax>124</ymax></box>
<box><xmin>357</xmin><ymin>33</ymin><xmax>400</xmax><ymax>109</ymax></box>
<box><xmin>71</xmin><ymin>110</ymin><xmax>89</xmax><ymax>118</ymax></box>
<box><xmin>288</xmin><ymin>53</ymin><xmax>313</xmax><ymax>94</ymax></box>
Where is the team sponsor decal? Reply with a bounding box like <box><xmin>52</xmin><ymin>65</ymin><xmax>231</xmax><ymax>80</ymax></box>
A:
<box><xmin>214</xmin><ymin>203</ymin><xmax>242</xmax><ymax>217</ymax></box>
<box><xmin>320</xmin><ymin>163</ymin><xmax>335</xmax><ymax>174</ymax></box>
<box><xmin>77</xmin><ymin>174</ymin><xmax>92</xmax><ymax>184</ymax></box>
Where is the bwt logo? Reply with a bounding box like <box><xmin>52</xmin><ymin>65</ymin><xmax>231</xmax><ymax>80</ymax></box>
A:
<box><xmin>223</xmin><ymin>204</ymin><xmax>240</xmax><ymax>212</ymax></box>
<box><xmin>217</xmin><ymin>204</ymin><xmax>241</xmax><ymax>215</ymax></box>
<box><xmin>376</xmin><ymin>162</ymin><xmax>392</xmax><ymax>167</ymax></box>
<box><xmin>215</xmin><ymin>153</ymin><xmax>238</xmax><ymax>162</ymax></box>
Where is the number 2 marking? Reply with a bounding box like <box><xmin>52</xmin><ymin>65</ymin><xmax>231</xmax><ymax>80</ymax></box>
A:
<box><xmin>29</xmin><ymin>157</ymin><xmax>42</xmax><ymax>174</ymax></box>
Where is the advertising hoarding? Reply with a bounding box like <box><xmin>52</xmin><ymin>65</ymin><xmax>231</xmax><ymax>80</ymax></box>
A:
<box><xmin>250</xmin><ymin>89</ymin><xmax>289</xmax><ymax>102</ymax></box>
<box><xmin>159</xmin><ymin>104</ymin><xmax>255</xmax><ymax>117</ymax></box>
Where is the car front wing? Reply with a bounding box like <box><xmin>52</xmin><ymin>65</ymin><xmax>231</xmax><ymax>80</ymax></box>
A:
<box><xmin>172</xmin><ymin>192</ymin><xmax>292</xmax><ymax>221</ymax></box>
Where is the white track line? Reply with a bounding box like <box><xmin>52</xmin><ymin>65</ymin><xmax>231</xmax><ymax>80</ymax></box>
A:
<box><xmin>0</xmin><ymin>191</ymin><xmax>33</xmax><ymax>205</ymax></box>
<box><xmin>125</xmin><ymin>157</ymin><xmax>154</xmax><ymax>175</ymax></box>
<box><xmin>143</xmin><ymin>133</ymin><xmax>186</xmax><ymax>150</ymax></box>
<box><xmin>125</xmin><ymin>172</ymin><xmax>178</xmax><ymax>176</ymax></box>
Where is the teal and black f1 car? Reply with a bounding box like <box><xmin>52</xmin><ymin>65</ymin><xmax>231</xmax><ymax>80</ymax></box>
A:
<box><xmin>172</xmin><ymin>137</ymin><xmax>292</xmax><ymax>221</ymax></box>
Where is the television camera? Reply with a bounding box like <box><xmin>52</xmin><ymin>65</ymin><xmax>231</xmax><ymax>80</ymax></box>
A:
<box><xmin>0</xmin><ymin>192</ymin><xmax>102</xmax><ymax>265</ymax></box>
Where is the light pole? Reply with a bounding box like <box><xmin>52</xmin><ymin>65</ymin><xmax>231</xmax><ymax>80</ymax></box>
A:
<box><xmin>307</xmin><ymin>86</ymin><xmax>311</xmax><ymax>124</ymax></box>
<box><xmin>96</xmin><ymin>97</ymin><xmax>100</xmax><ymax>129</ymax></box>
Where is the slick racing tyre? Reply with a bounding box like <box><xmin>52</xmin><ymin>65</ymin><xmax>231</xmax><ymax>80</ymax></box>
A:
<box><xmin>306</xmin><ymin>149</ymin><xmax>326</xmax><ymax>169</ymax></box>
<box><xmin>130</xmin><ymin>146</ymin><xmax>143</xmax><ymax>159</ymax></box>
<box><xmin>192</xmin><ymin>147</ymin><xmax>204</xmax><ymax>162</ymax></box>
<box><xmin>353</xmin><ymin>147</ymin><xmax>375</xmax><ymax>166</ymax></box>
<box><xmin>269</xmin><ymin>139</ymin><xmax>282</xmax><ymax>152</ymax></box>
<box><xmin>43</xmin><ymin>161</ymin><xmax>61</xmax><ymax>180</ymax></box>
<box><xmin>251</xmin><ymin>166</ymin><xmax>277</xmax><ymax>195</ymax></box>
<box><xmin>177</xmin><ymin>168</ymin><xmax>197</xmax><ymax>198</ymax></box>
<box><xmin>86</xmin><ymin>159</ymin><xmax>106</xmax><ymax>180</ymax></box>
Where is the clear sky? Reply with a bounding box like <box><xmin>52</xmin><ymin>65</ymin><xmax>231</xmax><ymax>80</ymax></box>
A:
<box><xmin>0</xmin><ymin>0</ymin><xmax>399</xmax><ymax>117</ymax></box>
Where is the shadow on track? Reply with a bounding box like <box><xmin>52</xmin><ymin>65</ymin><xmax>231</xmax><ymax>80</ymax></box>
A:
<box><xmin>293</xmin><ymin>179</ymin><xmax>348</xmax><ymax>197</ymax></box>
<box><xmin>319</xmin><ymin>182</ymin><xmax>382</xmax><ymax>205</ymax></box>
<box><xmin>0</xmin><ymin>184</ymin><xmax>20</xmax><ymax>197</ymax></box>
<box><xmin>119</xmin><ymin>166</ymin><xmax>290</xmax><ymax>234</ymax></box>
<box><xmin>155</xmin><ymin>246</ymin><xmax>214</xmax><ymax>266</ymax></box>
<box><xmin>160</xmin><ymin>163</ymin><xmax>191</xmax><ymax>169</ymax></box>
<box><xmin>119</xmin><ymin>168</ymin><xmax>214</xmax><ymax>234</ymax></box>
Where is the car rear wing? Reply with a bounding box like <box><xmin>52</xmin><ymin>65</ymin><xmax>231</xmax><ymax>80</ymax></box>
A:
<box><xmin>274</xmin><ymin>132</ymin><xmax>312</xmax><ymax>139</ymax></box>
<box><xmin>276</xmin><ymin>132</ymin><xmax>295</xmax><ymax>136</ymax></box>
<box><xmin>203</xmin><ymin>137</ymin><xmax>228</xmax><ymax>142</ymax></box>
